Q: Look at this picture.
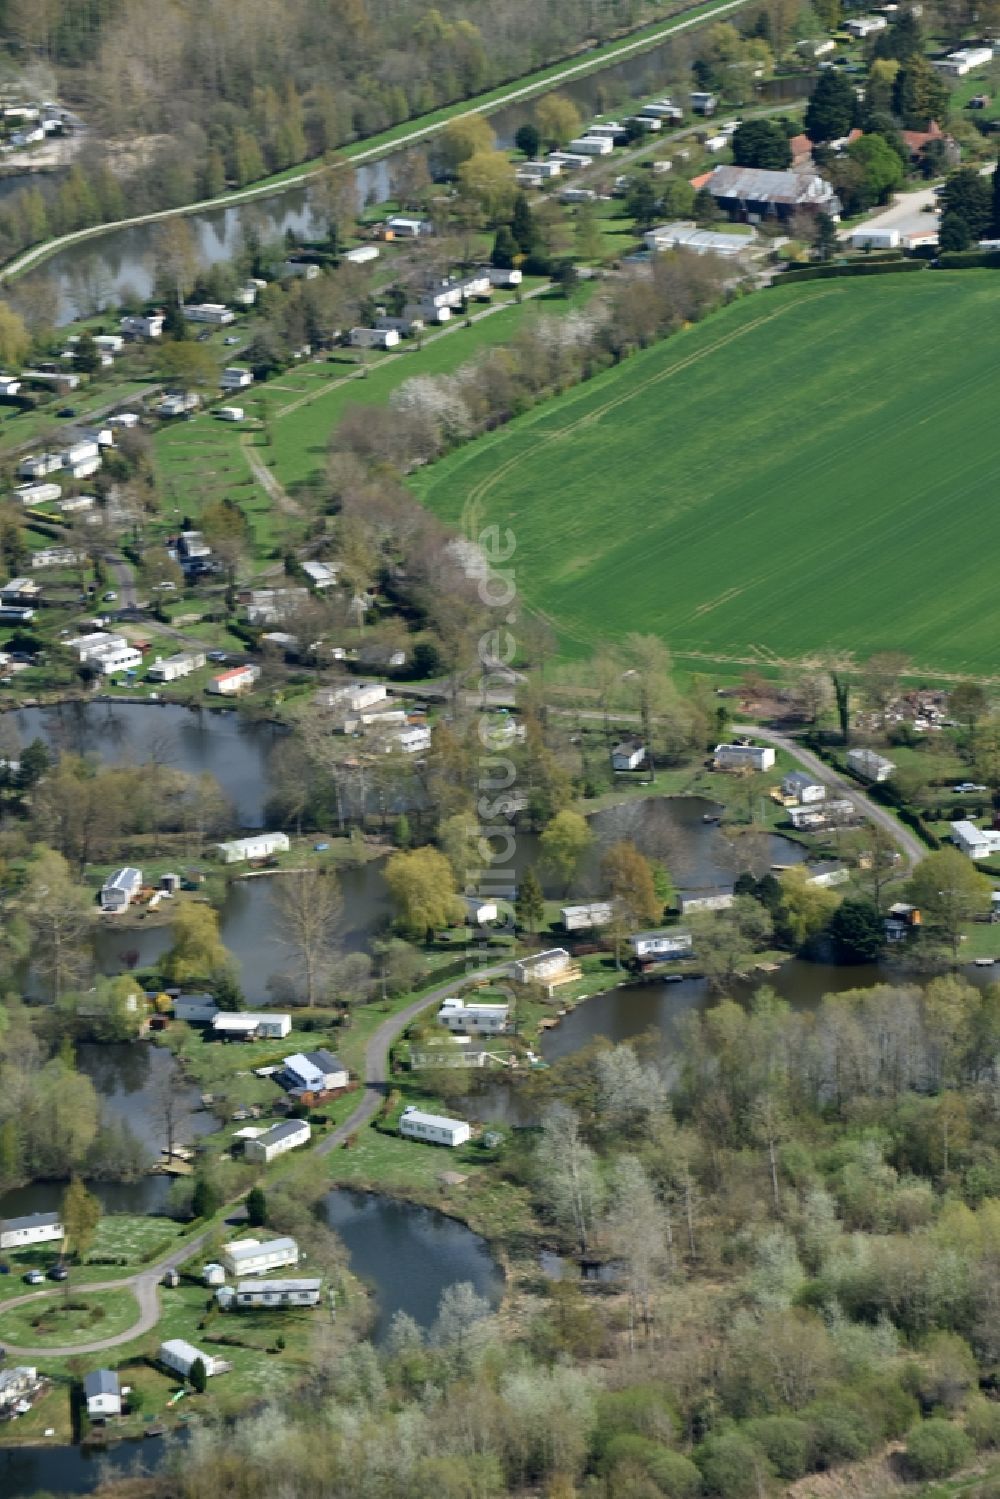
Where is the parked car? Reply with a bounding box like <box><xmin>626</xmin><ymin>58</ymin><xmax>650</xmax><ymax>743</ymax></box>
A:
<box><xmin>47</xmin><ymin>1263</ymin><xmax>68</xmax><ymax>1281</ymax></box>
<box><xmin>207</xmin><ymin>650</ymin><xmax>228</xmax><ymax>663</ymax></box>
<box><xmin>953</xmin><ymin>782</ymin><xmax>988</xmax><ymax>794</ymax></box>
<box><xmin>102</xmin><ymin>590</ymin><xmax>118</xmax><ymax>602</ymax></box>
<box><xmin>23</xmin><ymin>1269</ymin><xmax>44</xmax><ymax>1285</ymax></box>
<box><xmin>57</xmin><ymin>406</ymin><xmax>77</xmax><ymax>417</ymax></box>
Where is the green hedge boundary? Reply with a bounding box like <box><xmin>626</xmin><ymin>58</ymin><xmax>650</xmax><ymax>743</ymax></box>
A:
<box><xmin>776</xmin><ymin>260</ymin><xmax>927</xmax><ymax>284</ymax></box>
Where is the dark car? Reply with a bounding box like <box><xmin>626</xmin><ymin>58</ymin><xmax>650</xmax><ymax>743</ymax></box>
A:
<box><xmin>207</xmin><ymin>650</ymin><xmax>228</xmax><ymax>663</ymax></box>
<box><xmin>47</xmin><ymin>1263</ymin><xmax>68</xmax><ymax>1281</ymax></box>
<box><xmin>57</xmin><ymin>406</ymin><xmax>77</xmax><ymax>417</ymax></box>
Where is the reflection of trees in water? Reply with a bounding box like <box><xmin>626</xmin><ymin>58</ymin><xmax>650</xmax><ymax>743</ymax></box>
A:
<box><xmin>77</xmin><ymin>1040</ymin><xmax>153</xmax><ymax>1097</ymax></box>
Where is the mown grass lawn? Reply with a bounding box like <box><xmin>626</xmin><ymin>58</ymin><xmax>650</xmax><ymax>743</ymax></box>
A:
<box><xmin>0</xmin><ymin>1287</ymin><xmax>141</xmax><ymax>1348</ymax></box>
<box><xmin>410</xmin><ymin>273</ymin><xmax>1000</xmax><ymax>677</ymax></box>
<box><xmin>84</xmin><ymin>1215</ymin><xmax>186</xmax><ymax>1269</ymax></box>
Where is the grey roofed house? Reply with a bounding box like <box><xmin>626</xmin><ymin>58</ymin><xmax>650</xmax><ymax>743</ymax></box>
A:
<box><xmin>704</xmin><ymin>164</ymin><xmax>840</xmax><ymax>218</ymax></box>
<box><xmin>84</xmin><ymin>1369</ymin><xmax>120</xmax><ymax>1398</ymax></box>
<box><xmin>261</xmin><ymin>1120</ymin><xmax>306</xmax><ymax>1146</ymax></box>
<box><xmin>2</xmin><ymin>1210</ymin><xmax>60</xmax><ymax>1233</ymax></box>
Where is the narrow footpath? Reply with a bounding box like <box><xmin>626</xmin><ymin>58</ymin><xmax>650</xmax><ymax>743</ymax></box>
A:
<box><xmin>0</xmin><ymin>963</ymin><xmax>510</xmax><ymax>1358</ymax></box>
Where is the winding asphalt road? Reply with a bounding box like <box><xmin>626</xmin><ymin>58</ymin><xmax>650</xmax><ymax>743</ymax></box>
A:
<box><xmin>0</xmin><ymin>965</ymin><xmax>509</xmax><ymax>1357</ymax></box>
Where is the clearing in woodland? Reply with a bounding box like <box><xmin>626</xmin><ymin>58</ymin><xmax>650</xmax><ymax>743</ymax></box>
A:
<box><xmin>409</xmin><ymin>273</ymin><xmax>1000</xmax><ymax>676</ymax></box>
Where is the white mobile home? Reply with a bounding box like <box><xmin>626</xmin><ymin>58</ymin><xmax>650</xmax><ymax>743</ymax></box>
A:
<box><xmin>227</xmin><ymin>1278</ymin><xmax>323</xmax><ymax>1308</ymax></box>
<box><xmin>147</xmin><ymin>651</ymin><xmax>206</xmax><ymax>683</ymax></box>
<box><xmin>628</xmin><ymin>929</ymin><xmax>693</xmax><ymax>961</ymax></box>
<box><xmin>183</xmin><ymin>303</ymin><xmax>235</xmax><ymax>325</ymax></box>
<box><xmin>101</xmin><ymin>867</ymin><xmax>143</xmax><ymax>914</ymax></box>
<box><xmin>679</xmin><ymin>892</ymin><xmax>735</xmax><ymax>915</ymax></box>
<box><xmin>508</xmin><ymin>948</ymin><xmax>572</xmax><ymax>989</ymax></box>
<box><xmin>846</xmin><ymin>748</ymin><xmax>896</xmax><ymax>783</ymax></box>
<box><xmin>212</xmin><ymin>1011</ymin><xmax>292</xmax><ymax>1040</ymax></box>
<box><xmin>0</xmin><ymin>1211</ymin><xmax>63</xmax><ymax>1251</ymax></box>
<box><xmin>782</xmin><ymin>770</ymin><xmax>825</xmax><ymax>804</ymax></box>
<box><xmin>561</xmin><ymin>901</ymin><xmax>614</xmax><ymax>931</ymax></box>
<box><xmin>349</xmin><ymin>326</ymin><xmax>400</xmax><ymax>350</ymax></box>
<box><xmin>951</xmin><ymin>820</ymin><xmax>1000</xmax><ymax>859</ymax></box>
<box><xmin>386</xmin><ymin>216</ymin><xmax>432</xmax><ymax>237</ymax></box>
<box><xmin>221</xmin><ymin>1237</ymin><xmax>299</xmax><ymax>1277</ymax></box>
<box><xmin>214</xmin><ymin>832</ymin><xmax>290</xmax><ymax>864</ymax></box>
<box><xmin>243</xmin><ymin>1119</ymin><xmax>311</xmax><ymax>1164</ymax></box>
<box><xmin>208</xmin><ymin>664</ymin><xmax>260</xmax><ymax>696</ymax></box>
<box><xmin>159</xmin><ymin>1339</ymin><xmax>218</xmax><ymax>1379</ymax></box>
<box><xmin>437</xmin><ymin>997</ymin><xmax>510</xmax><ymax>1034</ymax></box>
<box><xmin>568</xmin><ymin>135</ymin><xmax>614</xmax><ymax>156</ymax></box>
<box><xmin>714</xmin><ymin>743</ymin><xmax>775</xmax><ymax>772</ymax></box>
<box><xmin>343</xmin><ymin>244</ymin><xmax>379</xmax><ymax>264</ymax></box>
<box><xmin>220</xmin><ymin>366</ymin><xmax>253</xmax><ymax>391</ymax></box>
<box><xmin>281</xmin><ymin>1049</ymin><xmax>348</xmax><ymax>1095</ymax></box>
<box><xmin>399</xmin><ymin>1106</ymin><xmax>471</xmax><ymax>1148</ymax></box>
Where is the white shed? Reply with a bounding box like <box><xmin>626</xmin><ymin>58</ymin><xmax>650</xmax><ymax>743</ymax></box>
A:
<box><xmin>159</xmin><ymin>1339</ymin><xmax>218</xmax><ymax>1379</ymax></box>
<box><xmin>221</xmin><ymin>1236</ymin><xmax>299</xmax><ymax>1277</ymax></box>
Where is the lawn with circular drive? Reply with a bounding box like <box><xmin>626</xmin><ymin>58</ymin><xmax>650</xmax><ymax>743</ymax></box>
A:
<box><xmin>410</xmin><ymin>272</ymin><xmax>1000</xmax><ymax>677</ymax></box>
<box><xmin>0</xmin><ymin>1287</ymin><xmax>141</xmax><ymax>1348</ymax></box>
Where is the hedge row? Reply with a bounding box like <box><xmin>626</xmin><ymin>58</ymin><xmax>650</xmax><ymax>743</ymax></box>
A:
<box><xmin>938</xmin><ymin>249</ymin><xmax>1000</xmax><ymax>269</ymax></box>
<box><xmin>777</xmin><ymin>260</ymin><xmax>927</xmax><ymax>284</ymax></box>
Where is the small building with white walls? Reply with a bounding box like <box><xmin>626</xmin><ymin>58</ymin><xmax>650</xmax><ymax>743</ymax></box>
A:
<box><xmin>437</xmin><ymin>996</ymin><xmax>510</xmax><ymax>1034</ymax></box>
<box><xmin>221</xmin><ymin>1237</ymin><xmax>299</xmax><ymax>1277</ymax></box>
<box><xmin>243</xmin><ymin>1119</ymin><xmax>311</xmax><ymax>1164</ymax></box>
<box><xmin>611</xmin><ymin>737</ymin><xmax>646</xmax><ymax>771</ymax></box>
<box><xmin>174</xmin><ymin>993</ymin><xmax>220</xmax><ymax>1024</ymax></box>
<box><xmin>214</xmin><ymin>831</ymin><xmax>290</xmax><ymax>864</ymax></box>
<box><xmin>508</xmin><ymin>948</ymin><xmax>572</xmax><ymax>990</ymax></box>
<box><xmin>628</xmin><ymin>929</ymin><xmax>693</xmax><ymax>961</ymax></box>
<box><xmin>208</xmin><ymin>664</ymin><xmax>260</xmax><ymax>696</ymax></box>
<box><xmin>349</xmin><ymin>326</ymin><xmax>399</xmax><ymax>349</ymax></box>
<box><xmin>399</xmin><ymin>1106</ymin><xmax>471</xmax><ymax>1147</ymax></box>
<box><xmin>228</xmin><ymin>1279</ymin><xmax>322</xmax><ymax>1308</ymax></box>
<box><xmin>782</xmin><ymin>770</ymin><xmax>826</xmax><ymax>804</ymax></box>
<box><xmin>84</xmin><ymin>1370</ymin><xmax>121</xmax><ymax>1419</ymax></box>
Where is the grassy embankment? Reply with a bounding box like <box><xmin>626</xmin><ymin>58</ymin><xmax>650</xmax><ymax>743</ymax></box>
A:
<box><xmin>410</xmin><ymin>273</ymin><xmax>1000</xmax><ymax>678</ymax></box>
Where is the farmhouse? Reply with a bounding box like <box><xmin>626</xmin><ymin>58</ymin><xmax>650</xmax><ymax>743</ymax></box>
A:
<box><xmin>629</xmin><ymin>929</ymin><xmax>693</xmax><ymax>961</ymax></box>
<box><xmin>782</xmin><ymin>770</ymin><xmax>825</xmax><ymax>804</ymax></box>
<box><xmin>224</xmin><ymin>1278</ymin><xmax>323</xmax><ymax>1308</ymax></box>
<box><xmin>83</xmin><ymin>1369</ymin><xmax>121</xmax><ymax>1419</ymax></box>
<box><xmin>714</xmin><ymin>743</ymin><xmax>776</xmax><ymax>772</ymax></box>
<box><xmin>147</xmin><ymin>650</ymin><xmax>206</xmax><ymax>682</ymax></box>
<box><xmin>951</xmin><ymin>820</ymin><xmax>1000</xmax><ymax>859</ymax></box>
<box><xmin>215</xmin><ymin>831</ymin><xmax>290</xmax><ymax>863</ymax></box>
<box><xmin>508</xmin><ymin>948</ymin><xmax>572</xmax><ymax>991</ymax></box>
<box><xmin>243</xmin><ymin>1119</ymin><xmax>311</xmax><ymax>1164</ymax></box>
<box><xmin>437</xmin><ymin>996</ymin><xmax>510</xmax><ymax>1034</ymax></box>
<box><xmin>221</xmin><ymin>1236</ymin><xmax>300</xmax><ymax>1277</ymax></box>
<box><xmin>159</xmin><ymin>1339</ymin><xmax>219</xmax><ymax>1379</ymax></box>
<box><xmin>702</xmin><ymin>164</ymin><xmax>840</xmax><ymax>221</ymax></box>
<box><xmin>0</xmin><ymin>1211</ymin><xmax>63</xmax><ymax>1250</ymax></box>
<box><xmin>208</xmin><ymin>664</ymin><xmax>260</xmax><ymax>696</ymax></box>
<box><xmin>399</xmin><ymin>1106</ymin><xmax>471</xmax><ymax>1147</ymax></box>
<box><xmin>100</xmin><ymin>867</ymin><xmax>143</xmax><ymax>914</ymax></box>
<box><xmin>612</xmin><ymin>736</ymin><xmax>646</xmax><ymax>771</ymax></box>
<box><xmin>846</xmin><ymin>748</ymin><xmax>896</xmax><ymax>783</ymax></box>
<box><xmin>561</xmin><ymin>901</ymin><xmax>614</xmax><ymax>931</ymax></box>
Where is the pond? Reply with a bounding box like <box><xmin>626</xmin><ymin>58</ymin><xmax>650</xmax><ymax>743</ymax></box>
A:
<box><xmin>11</xmin><ymin>700</ymin><xmax>281</xmax><ymax>828</ymax></box>
<box><xmin>0</xmin><ymin>1434</ymin><xmax>168</xmax><ymax>1498</ymax></box>
<box><xmin>322</xmin><ymin>1187</ymin><xmax>504</xmax><ymax>1346</ymax></box>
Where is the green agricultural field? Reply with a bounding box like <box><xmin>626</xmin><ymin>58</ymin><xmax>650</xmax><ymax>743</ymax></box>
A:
<box><xmin>410</xmin><ymin>273</ymin><xmax>1000</xmax><ymax>677</ymax></box>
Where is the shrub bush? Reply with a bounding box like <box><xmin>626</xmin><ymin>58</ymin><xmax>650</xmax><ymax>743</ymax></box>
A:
<box><xmin>904</xmin><ymin>1419</ymin><xmax>973</xmax><ymax>1480</ymax></box>
<box><xmin>601</xmin><ymin>1436</ymin><xmax>700</xmax><ymax>1497</ymax></box>
<box><xmin>966</xmin><ymin>1398</ymin><xmax>1000</xmax><ymax>1451</ymax></box>
<box><xmin>743</xmin><ymin>1416</ymin><xmax>812</xmax><ymax>1479</ymax></box>
<box><xmin>696</xmin><ymin>1431</ymin><xmax>773</xmax><ymax>1499</ymax></box>
<box><xmin>806</xmin><ymin>1400</ymin><xmax>877</xmax><ymax>1466</ymax></box>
